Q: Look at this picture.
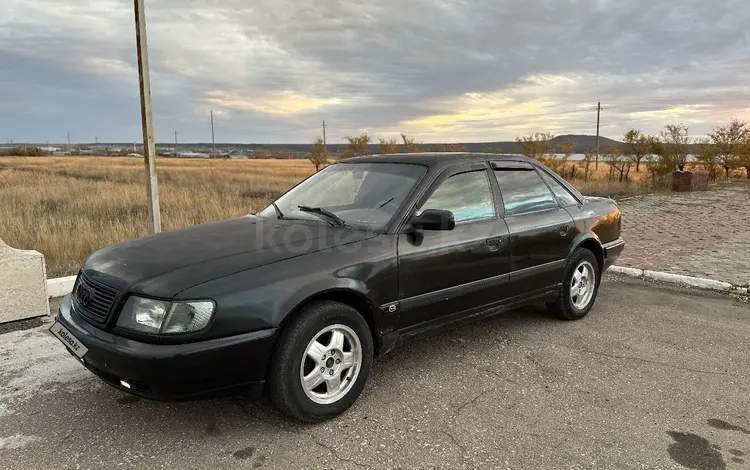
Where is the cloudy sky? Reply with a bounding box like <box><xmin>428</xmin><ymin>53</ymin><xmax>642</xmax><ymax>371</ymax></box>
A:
<box><xmin>2</xmin><ymin>0</ymin><xmax>750</xmax><ymax>144</ymax></box>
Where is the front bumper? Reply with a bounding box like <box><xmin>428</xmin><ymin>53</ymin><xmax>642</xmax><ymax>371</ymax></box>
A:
<box><xmin>56</xmin><ymin>295</ymin><xmax>278</xmax><ymax>401</ymax></box>
<box><xmin>602</xmin><ymin>237</ymin><xmax>625</xmax><ymax>270</ymax></box>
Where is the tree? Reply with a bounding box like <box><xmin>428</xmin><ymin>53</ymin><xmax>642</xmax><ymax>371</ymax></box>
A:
<box><xmin>516</xmin><ymin>132</ymin><xmax>554</xmax><ymax>159</ymax></box>
<box><xmin>556</xmin><ymin>137</ymin><xmax>575</xmax><ymax>177</ymax></box>
<box><xmin>660</xmin><ymin>124</ymin><xmax>690</xmax><ymax>171</ymax></box>
<box><xmin>342</xmin><ymin>132</ymin><xmax>371</xmax><ymax>159</ymax></box>
<box><xmin>707</xmin><ymin>119</ymin><xmax>749</xmax><ymax>178</ymax></box>
<box><xmin>623</xmin><ymin>129</ymin><xmax>652</xmax><ymax>172</ymax></box>
<box><xmin>646</xmin><ymin>138</ymin><xmax>675</xmax><ymax>184</ymax></box>
<box><xmin>308</xmin><ymin>138</ymin><xmax>327</xmax><ymax>171</ymax></box>
<box><xmin>602</xmin><ymin>143</ymin><xmax>631</xmax><ymax>182</ymax></box>
<box><xmin>694</xmin><ymin>138</ymin><xmax>719</xmax><ymax>181</ymax></box>
<box><xmin>515</xmin><ymin>133</ymin><xmax>571</xmax><ymax>175</ymax></box>
<box><xmin>401</xmin><ymin>134</ymin><xmax>423</xmax><ymax>153</ymax></box>
<box><xmin>437</xmin><ymin>143</ymin><xmax>469</xmax><ymax>152</ymax></box>
<box><xmin>558</xmin><ymin>137</ymin><xmax>575</xmax><ymax>158</ymax></box>
<box><xmin>738</xmin><ymin>138</ymin><xmax>750</xmax><ymax>179</ymax></box>
<box><xmin>581</xmin><ymin>151</ymin><xmax>594</xmax><ymax>181</ymax></box>
<box><xmin>378</xmin><ymin>137</ymin><xmax>398</xmax><ymax>154</ymax></box>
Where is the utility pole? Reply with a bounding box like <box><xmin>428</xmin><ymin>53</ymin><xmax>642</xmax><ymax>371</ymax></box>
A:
<box><xmin>133</xmin><ymin>0</ymin><xmax>161</xmax><ymax>233</ymax></box>
<box><xmin>322</xmin><ymin>120</ymin><xmax>328</xmax><ymax>159</ymax></box>
<box><xmin>67</xmin><ymin>132</ymin><xmax>71</xmax><ymax>150</ymax></box>
<box><xmin>174</xmin><ymin>129</ymin><xmax>178</xmax><ymax>146</ymax></box>
<box><xmin>595</xmin><ymin>101</ymin><xmax>601</xmax><ymax>169</ymax></box>
<box><xmin>210</xmin><ymin>111</ymin><xmax>216</xmax><ymax>157</ymax></box>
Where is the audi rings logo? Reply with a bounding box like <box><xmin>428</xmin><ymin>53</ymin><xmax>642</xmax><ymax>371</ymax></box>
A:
<box><xmin>76</xmin><ymin>283</ymin><xmax>94</xmax><ymax>307</ymax></box>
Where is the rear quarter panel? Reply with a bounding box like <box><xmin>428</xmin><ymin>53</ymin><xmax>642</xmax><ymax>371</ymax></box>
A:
<box><xmin>566</xmin><ymin>197</ymin><xmax>622</xmax><ymax>244</ymax></box>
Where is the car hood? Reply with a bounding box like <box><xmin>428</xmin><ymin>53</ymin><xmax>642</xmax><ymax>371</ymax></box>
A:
<box><xmin>83</xmin><ymin>215</ymin><xmax>376</xmax><ymax>297</ymax></box>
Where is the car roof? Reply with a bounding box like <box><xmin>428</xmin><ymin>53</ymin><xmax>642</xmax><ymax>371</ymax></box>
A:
<box><xmin>340</xmin><ymin>152</ymin><xmax>538</xmax><ymax>169</ymax></box>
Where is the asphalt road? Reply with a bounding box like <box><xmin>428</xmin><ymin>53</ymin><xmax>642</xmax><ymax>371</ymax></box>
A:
<box><xmin>1</xmin><ymin>277</ymin><xmax>749</xmax><ymax>470</ymax></box>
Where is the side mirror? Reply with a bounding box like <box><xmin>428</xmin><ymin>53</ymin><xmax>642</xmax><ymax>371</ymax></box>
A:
<box><xmin>411</xmin><ymin>209</ymin><xmax>455</xmax><ymax>231</ymax></box>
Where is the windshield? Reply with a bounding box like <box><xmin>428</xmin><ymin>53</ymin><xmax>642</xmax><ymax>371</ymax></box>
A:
<box><xmin>258</xmin><ymin>162</ymin><xmax>427</xmax><ymax>230</ymax></box>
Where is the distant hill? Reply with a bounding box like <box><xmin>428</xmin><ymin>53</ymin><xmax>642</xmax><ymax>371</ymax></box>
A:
<box><xmin>12</xmin><ymin>134</ymin><xmax>631</xmax><ymax>156</ymax></box>
<box><xmin>156</xmin><ymin>134</ymin><xmax>625</xmax><ymax>154</ymax></box>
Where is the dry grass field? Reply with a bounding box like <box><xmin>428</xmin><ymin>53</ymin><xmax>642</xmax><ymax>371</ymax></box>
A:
<box><xmin>0</xmin><ymin>155</ymin><xmax>673</xmax><ymax>277</ymax></box>
<box><xmin>0</xmin><ymin>157</ymin><xmax>312</xmax><ymax>277</ymax></box>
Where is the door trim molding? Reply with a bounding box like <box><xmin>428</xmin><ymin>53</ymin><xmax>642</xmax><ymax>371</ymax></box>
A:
<box><xmin>509</xmin><ymin>259</ymin><xmax>566</xmax><ymax>281</ymax></box>
<box><xmin>382</xmin><ymin>272</ymin><xmax>510</xmax><ymax>313</ymax></box>
<box><xmin>384</xmin><ymin>259</ymin><xmax>565</xmax><ymax>313</ymax></box>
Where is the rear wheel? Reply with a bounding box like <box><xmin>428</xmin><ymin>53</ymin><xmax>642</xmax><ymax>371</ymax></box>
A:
<box><xmin>547</xmin><ymin>248</ymin><xmax>600</xmax><ymax>320</ymax></box>
<box><xmin>267</xmin><ymin>301</ymin><xmax>373</xmax><ymax>422</ymax></box>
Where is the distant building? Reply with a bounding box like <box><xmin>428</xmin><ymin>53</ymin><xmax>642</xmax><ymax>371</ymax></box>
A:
<box><xmin>176</xmin><ymin>152</ymin><xmax>210</xmax><ymax>158</ymax></box>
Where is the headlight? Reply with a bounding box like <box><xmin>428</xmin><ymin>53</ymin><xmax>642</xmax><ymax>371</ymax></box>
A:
<box><xmin>116</xmin><ymin>296</ymin><xmax>215</xmax><ymax>335</ymax></box>
<box><xmin>162</xmin><ymin>301</ymin><xmax>215</xmax><ymax>334</ymax></box>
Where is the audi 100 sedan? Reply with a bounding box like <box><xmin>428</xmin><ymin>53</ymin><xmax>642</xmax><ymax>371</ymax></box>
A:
<box><xmin>51</xmin><ymin>153</ymin><xmax>624</xmax><ymax>422</ymax></box>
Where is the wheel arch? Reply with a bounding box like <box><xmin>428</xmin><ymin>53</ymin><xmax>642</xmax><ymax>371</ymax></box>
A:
<box><xmin>279</xmin><ymin>288</ymin><xmax>383</xmax><ymax>352</ymax></box>
<box><xmin>569</xmin><ymin>232</ymin><xmax>604</xmax><ymax>272</ymax></box>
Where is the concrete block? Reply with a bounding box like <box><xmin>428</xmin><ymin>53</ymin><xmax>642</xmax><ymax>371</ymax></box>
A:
<box><xmin>0</xmin><ymin>237</ymin><xmax>50</xmax><ymax>323</ymax></box>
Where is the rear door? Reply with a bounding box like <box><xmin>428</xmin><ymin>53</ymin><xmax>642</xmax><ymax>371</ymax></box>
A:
<box><xmin>397</xmin><ymin>163</ymin><xmax>511</xmax><ymax>330</ymax></box>
<box><xmin>491</xmin><ymin>161</ymin><xmax>577</xmax><ymax>296</ymax></box>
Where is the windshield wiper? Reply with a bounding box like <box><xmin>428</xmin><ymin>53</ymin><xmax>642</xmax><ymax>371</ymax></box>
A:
<box><xmin>271</xmin><ymin>202</ymin><xmax>284</xmax><ymax>219</ymax></box>
<box><xmin>298</xmin><ymin>205</ymin><xmax>347</xmax><ymax>227</ymax></box>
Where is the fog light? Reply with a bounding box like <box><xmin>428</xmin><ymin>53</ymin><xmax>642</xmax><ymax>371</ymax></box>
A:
<box><xmin>120</xmin><ymin>380</ymin><xmax>132</xmax><ymax>389</ymax></box>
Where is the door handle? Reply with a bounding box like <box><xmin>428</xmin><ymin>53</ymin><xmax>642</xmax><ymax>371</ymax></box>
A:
<box><xmin>485</xmin><ymin>236</ymin><xmax>504</xmax><ymax>246</ymax></box>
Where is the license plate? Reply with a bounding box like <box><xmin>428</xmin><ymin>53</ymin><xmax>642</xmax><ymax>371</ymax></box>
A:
<box><xmin>49</xmin><ymin>322</ymin><xmax>89</xmax><ymax>359</ymax></box>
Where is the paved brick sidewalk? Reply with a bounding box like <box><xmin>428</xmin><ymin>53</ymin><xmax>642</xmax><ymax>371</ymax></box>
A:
<box><xmin>615</xmin><ymin>180</ymin><xmax>750</xmax><ymax>287</ymax></box>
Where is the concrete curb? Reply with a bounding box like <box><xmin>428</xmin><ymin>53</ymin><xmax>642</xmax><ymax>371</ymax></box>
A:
<box><xmin>46</xmin><ymin>275</ymin><xmax>76</xmax><ymax>298</ymax></box>
<box><xmin>609</xmin><ymin>266</ymin><xmax>749</xmax><ymax>295</ymax></box>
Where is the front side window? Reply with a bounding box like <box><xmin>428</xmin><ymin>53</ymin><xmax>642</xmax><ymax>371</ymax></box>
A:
<box><xmin>494</xmin><ymin>169</ymin><xmax>558</xmax><ymax>216</ymax></box>
<box><xmin>538</xmin><ymin>170</ymin><xmax>580</xmax><ymax>207</ymax></box>
<box><xmin>258</xmin><ymin>162</ymin><xmax>427</xmax><ymax>230</ymax></box>
<box><xmin>419</xmin><ymin>171</ymin><xmax>495</xmax><ymax>223</ymax></box>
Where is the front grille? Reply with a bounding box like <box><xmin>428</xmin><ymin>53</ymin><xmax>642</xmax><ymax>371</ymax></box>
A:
<box><xmin>72</xmin><ymin>271</ymin><xmax>120</xmax><ymax>325</ymax></box>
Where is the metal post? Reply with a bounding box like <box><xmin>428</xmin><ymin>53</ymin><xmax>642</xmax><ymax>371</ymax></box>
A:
<box><xmin>133</xmin><ymin>0</ymin><xmax>161</xmax><ymax>233</ymax></box>
<box><xmin>595</xmin><ymin>101</ymin><xmax>601</xmax><ymax>169</ymax></box>
<box><xmin>210</xmin><ymin>111</ymin><xmax>216</xmax><ymax>157</ymax></box>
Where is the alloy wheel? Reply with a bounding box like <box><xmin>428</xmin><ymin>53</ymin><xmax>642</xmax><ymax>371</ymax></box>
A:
<box><xmin>299</xmin><ymin>324</ymin><xmax>362</xmax><ymax>405</ymax></box>
<box><xmin>570</xmin><ymin>260</ymin><xmax>596</xmax><ymax>310</ymax></box>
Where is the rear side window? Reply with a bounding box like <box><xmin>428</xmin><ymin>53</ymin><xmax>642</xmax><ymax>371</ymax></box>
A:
<box><xmin>538</xmin><ymin>170</ymin><xmax>580</xmax><ymax>207</ymax></box>
<box><xmin>419</xmin><ymin>171</ymin><xmax>495</xmax><ymax>223</ymax></box>
<box><xmin>494</xmin><ymin>169</ymin><xmax>558</xmax><ymax>216</ymax></box>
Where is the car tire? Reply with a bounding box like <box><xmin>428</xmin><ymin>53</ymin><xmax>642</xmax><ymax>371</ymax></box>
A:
<box><xmin>547</xmin><ymin>248</ymin><xmax>601</xmax><ymax>321</ymax></box>
<box><xmin>267</xmin><ymin>301</ymin><xmax>374</xmax><ymax>422</ymax></box>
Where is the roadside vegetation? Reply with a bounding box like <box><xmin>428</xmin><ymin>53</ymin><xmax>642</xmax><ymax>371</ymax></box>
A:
<box><xmin>2</xmin><ymin>119</ymin><xmax>750</xmax><ymax>276</ymax></box>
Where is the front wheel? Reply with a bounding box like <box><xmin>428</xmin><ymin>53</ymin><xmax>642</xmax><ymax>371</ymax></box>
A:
<box><xmin>547</xmin><ymin>248</ymin><xmax>600</xmax><ymax>320</ymax></box>
<box><xmin>267</xmin><ymin>301</ymin><xmax>373</xmax><ymax>422</ymax></box>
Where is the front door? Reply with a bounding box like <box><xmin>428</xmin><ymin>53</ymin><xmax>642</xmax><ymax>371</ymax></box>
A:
<box><xmin>491</xmin><ymin>162</ymin><xmax>577</xmax><ymax>296</ymax></box>
<box><xmin>397</xmin><ymin>165</ymin><xmax>511</xmax><ymax>330</ymax></box>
